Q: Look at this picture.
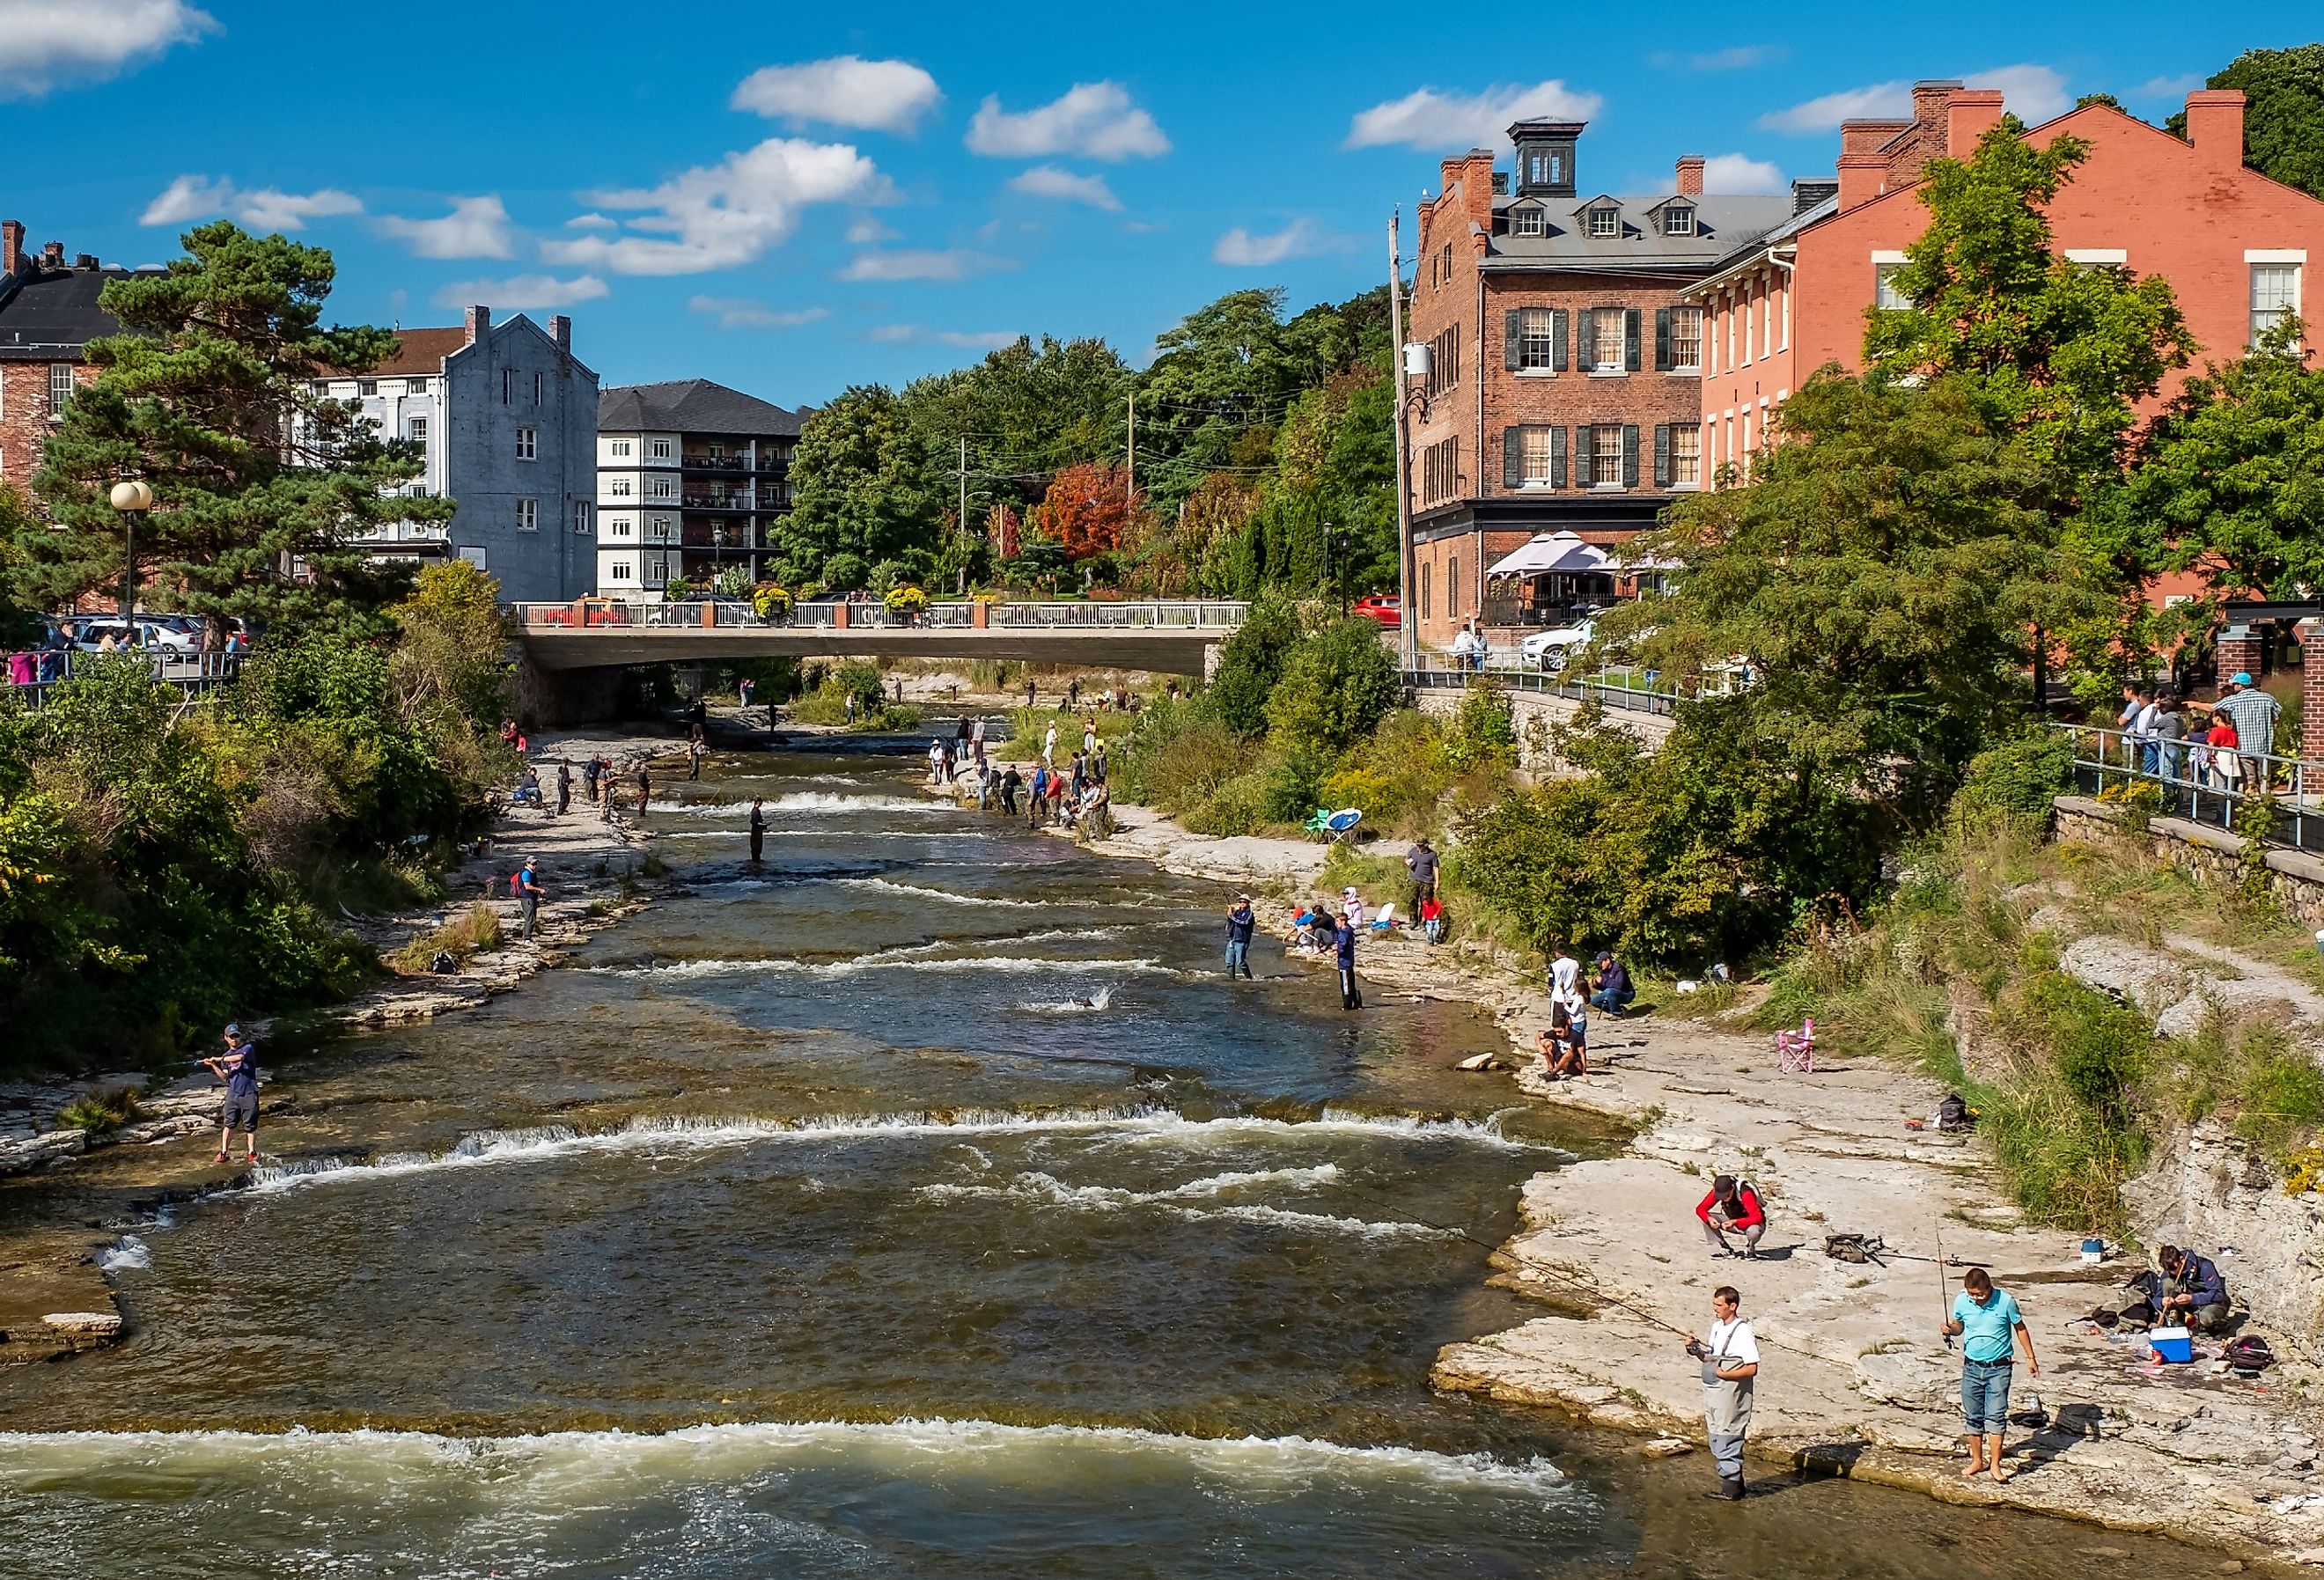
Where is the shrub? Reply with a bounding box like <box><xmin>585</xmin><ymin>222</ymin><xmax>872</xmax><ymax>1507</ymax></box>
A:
<box><xmin>1954</xmin><ymin>731</ymin><xmax>2072</xmax><ymax>827</ymax></box>
<box><xmin>388</xmin><ymin>901</ymin><xmax>503</xmax><ymax>974</ymax></box>
<box><xmin>1444</xmin><ymin>680</ymin><xmax>1518</xmax><ymax>773</ymax></box>
<box><xmin>59</xmin><ymin>1085</ymin><xmax>142</xmax><ymax>1135</ymax></box>
<box><xmin>1264</xmin><ymin>616</ymin><xmax>1399</xmax><ymax>753</ymax></box>
<box><xmin>1200</xmin><ymin>589</ymin><xmax>1303</xmax><ymax>737</ymax></box>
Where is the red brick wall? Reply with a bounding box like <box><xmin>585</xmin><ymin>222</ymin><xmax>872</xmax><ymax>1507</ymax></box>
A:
<box><xmin>1791</xmin><ymin>96</ymin><xmax>2324</xmax><ymax>408</ymax></box>
<box><xmin>0</xmin><ymin>360</ymin><xmax>94</xmax><ymax>497</ymax></box>
<box><xmin>1413</xmin><ymin>529</ymin><xmax>1534</xmax><ymax>646</ymax></box>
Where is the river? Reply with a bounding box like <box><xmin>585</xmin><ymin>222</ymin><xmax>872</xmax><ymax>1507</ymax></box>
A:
<box><xmin>0</xmin><ymin>739</ymin><xmax>2200</xmax><ymax>1576</ymax></box>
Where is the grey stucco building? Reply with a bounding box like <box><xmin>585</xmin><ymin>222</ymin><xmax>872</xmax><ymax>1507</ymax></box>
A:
<box><xmin>325</xmin><ymin>305</ymin><xmax>599</xmax><ymax>602</ymax></box>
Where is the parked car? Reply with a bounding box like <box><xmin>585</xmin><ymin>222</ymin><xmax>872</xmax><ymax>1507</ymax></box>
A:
<box><xmin>69</xmin><ymin>621</ymin><xmax>197</xmax><ymax>653</ymax></box>
<box><xmin>1519</xmin><ymin>616</ymin><xmax>1598</xmax><ymax>672</ymax></box>
<box><xmin>1350</xmin><ymin>593</ymin><xmax>1401</xmax><ymax>629</ymax></box>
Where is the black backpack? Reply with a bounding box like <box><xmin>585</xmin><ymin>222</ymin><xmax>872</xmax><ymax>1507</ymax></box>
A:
<box><xmin>430</xmin><ymin>951</ymin><xmax>458</xmax><ymax>975</ymax></box>
<box><xmin>2225</xmin><ymin>1335</ymin><xmax>2276</xmax><ymax>1374</ymax></box>
<box><xmin>1938</xmin><ymin>1092</ymin><xmax>1975</xmax><ymax>1132</ymax></box>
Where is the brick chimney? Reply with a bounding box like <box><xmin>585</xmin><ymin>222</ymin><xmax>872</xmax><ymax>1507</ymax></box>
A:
<box><xmin>1674</xmin><ymin>155</ymin><xmax>1705</xmax><ymax>196</ymax></box>
<box><xmin>1839</xmin><ymin>120</ymin><xmax>1909</xmax><ymax>159</ymax></box>
<box><xmin>1434</xmin><ymin>149</ymin><xmax>1496</xmax><ymax>235</ymax></box>
<box><xmin>0</xmin><ymin>220</ymin><xmax>21</xmax><ymax>277</ymax></box>
<box><xmin>1837</xmin><ymin>151</ymin><xmax>1889</xmax><ymax>212</ymax></box>
<box><xmin>40</xmin><ymin>241</ymin><xmax>63</xmax><ymax>268</ymax></box>
<box><xmin>464</xmin><ymin>304</ymin><xmax>490</xmax><ymax>345</ymax></box>
<box><xmin>547</xmin><ymin>314</ymin><xmax>570</xmax><ymax>350</ymax></box>
<box><xmin>1945</xmin><ymin>89</ymin><xmax>2006</xmax><ymax>156</ymax></box>
<box><xmin>1912</xmin><ymin>79</ymin><xmax>1964</xmax><ymax>131</ymax></box>
<box><xmin>2183</xmin><ymin>89</ymin><xmax>2247</xmax><ymax>173</ymax></box>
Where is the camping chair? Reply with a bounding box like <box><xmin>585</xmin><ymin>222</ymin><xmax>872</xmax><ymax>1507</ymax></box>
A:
<box><xmin>1321</xmin><ymin>808</ymin><xmax>1364</xmax><ymax>846</ymax></box>
<box><xmin>1775</xmin><ymin>1017</ymin><xmax>1816</xmax><ymax>1075</ymax></box>
<box><xmin>1370</xmin><ymin>902</ymin><xmax>1397</xmax><ymax>933</ymax></box>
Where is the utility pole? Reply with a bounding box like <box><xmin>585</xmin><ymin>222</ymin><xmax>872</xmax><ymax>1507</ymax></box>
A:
<box><xmin>1125</xmin><ymin>388</ymin><xmax>1136</xmax><ymax>499</ymax></box>
<box><xmin>1387</xmin><ymin>209</ymin><xmax>1416</xmax><ymax>671</ymax></box>
<box><xmin>959</xmin><ymin>435</ymin><xmax>969</xmax><ymax>594</ymax></box>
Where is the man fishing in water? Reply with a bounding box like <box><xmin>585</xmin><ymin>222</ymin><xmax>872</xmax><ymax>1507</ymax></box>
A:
<box><xmin>202</xmin><ymin>1023</ymin><xmax>261</xmax><ymax>1167</ymax></box>
<box><xmin>1683</xmin><ymin>1285</ymin><xmax>1759</xmax><ymax>1500</ymax></box>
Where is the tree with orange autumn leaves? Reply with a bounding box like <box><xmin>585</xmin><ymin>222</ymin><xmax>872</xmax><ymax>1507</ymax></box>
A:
<box><xmin>1030</xmin><ymin>461</ymin><xmax>1145</xmax><ymax>561</ymax></box>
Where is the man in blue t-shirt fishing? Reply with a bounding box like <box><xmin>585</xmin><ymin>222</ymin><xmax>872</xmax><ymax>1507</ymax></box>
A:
<box><xmin>202</xmin><ymin>1023</ymin><xmax>261</xmax><ymax>1168</ymax></box>
<box><xmin>1942</xmin><ymin>1266</ymin><xmax>2039</xmax><ymax>1484</ymax></box>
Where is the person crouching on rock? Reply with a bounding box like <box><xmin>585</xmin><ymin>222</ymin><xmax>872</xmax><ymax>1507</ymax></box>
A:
<box><xmin>1538</xmin><ymin>1005</ymin><xmax>1586</xmax><ymax>1079</ymax></box>
<box><xmin>1697</xmin><ymin>1174</ymin><xmax>1765</xmax><ymax>1260</ymax></box>
<box><xmin>1685</xmin><ymin>1284</ymin><xmax>1758</xmax><ymax>1500</ymax></box>
<box><xmin>2157</xmin><ymin>1244</ymin><xmax>2231</xmax><ymax>1334</ymax></box>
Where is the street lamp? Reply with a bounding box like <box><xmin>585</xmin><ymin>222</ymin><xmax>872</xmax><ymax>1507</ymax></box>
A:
<box><xmin>108</xmin><ymin>479</ymin><xmax>152</xmax><ymax>636</ymax></box>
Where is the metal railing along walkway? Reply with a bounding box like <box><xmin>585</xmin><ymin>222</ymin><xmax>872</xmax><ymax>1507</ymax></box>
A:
<box><xmin>1403</xmin><ymin>657</ymin><xmax>1679</xmax><ymax>717</ymax></box>
<box><xmin>3</xmin><ymin>650</ymin><xmax>243</xmax><ymax>709</ymax></box>
<box><xmin>511</xmin><ymin>599</ymin><xmax>1249</xmax><ymax>634</ymax></box>
<box><xmin>2056</xmin><ymin>722</ymin><xmax>2324</xmax><ymax>854</ymax></box>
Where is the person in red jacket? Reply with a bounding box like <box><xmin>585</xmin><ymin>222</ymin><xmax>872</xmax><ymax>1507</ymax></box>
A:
<box><xmin>1697</xmin><ymin>1175</ymin><xmax>1765</xmax><ymax>1260</ymax></box>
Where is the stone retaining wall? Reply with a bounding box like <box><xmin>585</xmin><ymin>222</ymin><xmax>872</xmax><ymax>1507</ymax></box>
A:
<box><xmin>1409</xmin><ymin>683</ymin><xmax>1673</xmax><ymax>773</ymax></box>
<box><xmin>2055</xmin><ymin>794</ymin><xmax>2324</xmax><ymax>927</ymax></box>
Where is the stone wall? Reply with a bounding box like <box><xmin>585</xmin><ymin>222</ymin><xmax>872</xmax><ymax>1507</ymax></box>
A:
<box><xmin>2054</xmin><ymin>795</ymin><xmax>2324</xmax><ymax>928</ymax></box>
<box><xmin>1410</xmin><ymin>681</ymin><xmax>1673</xmax><ymax>774</ymax></box>
<box><xmin>2133</xmin><ymin>1121</ymin><xmax>2324</xmax><ymax>1359</ymax></box>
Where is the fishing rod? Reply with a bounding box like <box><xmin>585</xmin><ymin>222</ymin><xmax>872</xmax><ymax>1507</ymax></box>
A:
<box><xmin>1937</xmin><ymin>1221</ymin><xmax>1954</xmax><ymax>1351</ymax></box>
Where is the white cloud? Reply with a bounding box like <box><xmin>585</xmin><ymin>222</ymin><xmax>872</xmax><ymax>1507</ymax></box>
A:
<box><xmin>2135</xmin><ymin>73</ymin><xmax>2205</xmax><ymax>101</ymax></box>
<box><xmin>839</xmin><ymin>248</ymin><xmax>1011</xmax><ymax>283</ymax></box>
<box><xmin>1343</xmin><ymin>80</ymin><xmax>1601</xmax><ymax>151</ymax></box>
<box><xmin>966</xmin><ymin>82</ymin><xmax>1169</xmax><ymax>161</ymax></box>
<box><xmin>688</xmin><ymin>295</ymin><xmax>828</xmax><ymax>329</ymax></box>
<box><xmin>1006</xmin><ymin>165</ymin><xmax>1122</xmax><ymax>210</ymax></box>
<box><xmin>1758</xmin><ymin>81</ymin><xmax>1910</xmax><ymax>133</ymax></box>
<box><xmin>139</xmin><ymin>174</ymin><xmax>362</xmax><ymax>231</ymax></box>
<box><xmin>543</xmin><ymin>138</ymin><xmax>893</xmax><ymax>276</ymax></box>
<box><xmin>1968</xmin><ymin>64</ymin><xmax>2070</xmax><ymax>123</ymax></box>
<box><xmin>1761</xmin><ymin>63</ymin><xmax>2071</xmax><ymax>133</ymax></box>
<box><xmin>431</xmin><ymin>273</ymin><xmax>607</xmax><ymax>311</ymax></box>
<box><xmin>732</xmin><ymin>55</ymin><xmax>939</xmax><ymax>133</ymax></box>
<box><xmin>871</xmin><ymin>323</ymin><xmax>1019</xmax><ymax>350</ymax></box>
<box><xmin>1211</xmin><ymin>218</ymin><xmax>1346</xmax><ymax>268</ymax></box>
<box><xmin>1688</xmin><ymin>45</ymin><xmax>1777</xmax><ymax>71</ymax></box>
<box><xmin>564</xmin><ymin>212</ymin><xmax>618</xmax><ymax>230</ymax></box>
<box><xmin>1701</xmin><ymin>153</ymin><xmax>1786</xmax><ymax>194</ymax></box>
<box><xmin>377</xmin><ymin>195</ymin><xmax>516</xmax><ymax>260</ymax></box>
<box><xmin>0</xmin><ymin>0</ymin><xmax>215</xmax><ymax>99</ymax></box>
<box><xmin>846</xmin><ymin>213</ymin><xmax>901</xmax><ymax>244</ymax></box>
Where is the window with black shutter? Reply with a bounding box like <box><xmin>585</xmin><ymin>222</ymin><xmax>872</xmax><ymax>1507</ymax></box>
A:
<box><xmin>1653</xmin><ymin>425</ymin><xmax>1672</xmax><ymax>488</ymax></box>
<box><xmin>1622</xmin><ymin>425</ymin><xmax>1640</xmax><ymax>489</ymax></box>
<box><xmin>1624</xmin><ymin>310</ymin><xmax>1642</xmax><ymax>371</ymax></box>
<box><xmin>1654</xmin><ymin>308</ymin><xmax>1673</xmax><ymax>371</ymax></box>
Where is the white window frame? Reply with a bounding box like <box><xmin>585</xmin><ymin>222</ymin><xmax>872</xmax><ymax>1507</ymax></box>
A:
<box><xmin>1511</xmin><ymin>208</ymin><xmax>1544</xmax><ymax>238</ymax></box>
<box><xmin>405</xmin><ymin>377</ymin><xmax>428</xmax><ymax>394</ymax></box>
<box><xmin>1587</xmin><ymin>206</ymin><xmax>1619</xmax><ymax>239</ymax></box>
<box><xmin>1518</xmin><ymin>425</ymin><xmax>1555</xmax><ymax>487</ymax></box>
<box><xmin>2251</xmin><ymin>261</ymin><xmax>2302</xmax><ymax>346</ymax></box>
<box><xmin>611</xmin><ymin>438</ymin><xmax>633</xmax><ymax>458</ymax></box>
<box><xmin>611</xmin><ymin>561</ymin><xmax>633</xmax><ymax>582</ymax></box>
<box><xmin>407</xmin><ymin>415</ymin><xmax>429</xmax><ymax>445</ymax></box>
<box><xmin>1590</xmin><ymin>424</ymin><xmax>1623</xmax><ymax>488</ymax></box>
<box><xmin>515</xmin><ymin>425</ymin><xmax>537</xmax><ymax>461</ymax></box>
<box><xmin>651</xmin><ymin>476</ymin><xmax>674</xmax><ymax>500</ymax></box>
<box><xmin>610</xmin><ymin>478</ymin><xmax>632</xmax><ymax>498</ymax></box>
<box><xmin>1517</xmin><ymin>307</ymin><xmax>1556</xmax><ymax>371</ymax></box>
<box><xmin>651</xmin><ymin>437</ymin><xmax>672</xmax><ymax>460</ymax></box>
<box><xmin>574</xmin><ymin>502</ymin><xmax>592</xmax><ymax>535</ymax></box>
<box><xmin>1669</xmin><ymin>425</ymin><xmax>1702</xmax><ymax>489</ymax></box>
<box><xmin>46</xmin><ymin>362</ymin><xmax>73</xmax><ymax>419</ymax></box>
<box><xmin>516</xmin><ymin>498</ymin><xmax>539</xmax><ymax>533</ymax></box>
<box><xmin>1670</xmin><ymin>306</ymin><xmax>1703</xmax><ymax>371</ymax></box>
<box><xmin>1663</xmin><ymin>205</ymin><xmax>1695</xmax><ymax>237</ymax></box>
<box><xmin>1591</xmin><ymin>310</ymin><xmax>1625</xmax><ymax>372</ymax></box>
<box><xmin>1872</xmin><ymin>250</ymin><xmax>1912</xmax><ymax>311</ymax></box>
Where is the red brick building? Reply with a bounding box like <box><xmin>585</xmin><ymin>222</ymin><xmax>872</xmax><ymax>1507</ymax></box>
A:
<box><xmin>1402</xmin><ymin>121</ymin><xmax>1792</xmax><ymax>650</ymax></box>
<box><xmin>1688</xmin><ymin>83</ymin><xmax>2324</xmax><ymax>477</ymax></box>
<box><xmin>0</xmin><ymin>220</ymin><xmax>164</xmax><ymax>498</ymax></box>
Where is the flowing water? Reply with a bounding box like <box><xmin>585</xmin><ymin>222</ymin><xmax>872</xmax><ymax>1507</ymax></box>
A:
<box><xmin>0</xmin><ymin>744</ymin><xmax>2197</xmax><ymax>1576</ymax></box>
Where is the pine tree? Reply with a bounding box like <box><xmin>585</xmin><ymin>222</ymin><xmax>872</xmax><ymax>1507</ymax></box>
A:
<box><xmin>14</xmin><ymin>222</ymin><xmax>448</xmax><ymax>638</ymax></box>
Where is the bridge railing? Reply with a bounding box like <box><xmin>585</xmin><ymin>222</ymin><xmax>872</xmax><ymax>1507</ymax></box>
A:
<box><xmin>4</xmin><ymin>649</ymin><xmax>243</xmax><ymax>709</ymax></box>
<box><xmin>511</xmin><ymin>599</ymin><xmax>1249</xmax><ymax>633</ymax></box>
<box><xmin>1404</xmin><ymin>658</ymin><xmax>1679</xmax><ymax>717</ymax></box>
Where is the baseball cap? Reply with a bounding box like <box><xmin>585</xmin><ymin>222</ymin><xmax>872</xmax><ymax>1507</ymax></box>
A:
<box><xmin>224</xmin><ymin>1023</ymin><xmax>242</xmax><ymax>1037</ymax></box>
<box><xmin>2234</xmin><ymin>672</ymin><xmax>2254</xmax><ymax>686</ymax></box>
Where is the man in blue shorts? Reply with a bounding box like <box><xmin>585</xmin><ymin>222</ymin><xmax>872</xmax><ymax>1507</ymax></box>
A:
<box><xmin>202</xmin><ymin>1024</ymin><xmax>261</xmax><ymax>1167</ymax></box>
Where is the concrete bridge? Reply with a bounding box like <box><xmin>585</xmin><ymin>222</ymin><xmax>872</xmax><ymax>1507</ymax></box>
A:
<box><xmin>512</xmin><ymin>598</ymin><xmax>1247</xmax><ymax>674</ymax></box>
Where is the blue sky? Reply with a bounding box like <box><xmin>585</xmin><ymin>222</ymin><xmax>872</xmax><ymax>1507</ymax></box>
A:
<box><xmin>0</xmin><ymin>2</ymin><xmax>2300</xmax><ymax>408</ymax></box>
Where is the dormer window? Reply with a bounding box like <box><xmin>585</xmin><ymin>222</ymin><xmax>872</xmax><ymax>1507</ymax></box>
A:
<box><xmin>1511</xmin><ymin>207</ymin><xmax>1544</xmax><ymax>238</ymax></box>
<box><xmin>1509</xmin><ymin>120</ymin><xmax>1582</xmax><ymax>197</ymax></box>
<box><xmin>1588</xmin><ymin>206</ymin><xmax>1619</xmax><ymax>239</ymax></box>
<box><xmin>1662</xmin><ymin>204</ymin><xmax>1695</xmax><ymax>237</ymax></box>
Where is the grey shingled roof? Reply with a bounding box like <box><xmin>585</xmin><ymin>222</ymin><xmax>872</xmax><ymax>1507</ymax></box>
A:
<box><xmin>0</xmin><ymin>263</ymin><xmax>166</xmax><ymax>359</ymax></box>
<box><xmin>1484</xmin><ymin>192</ymin><xmax>1794</xmax><ymax>274</ymax></box>
<box><xmin>599</xmin><ymin>378</ymin><xmax>802</xmax><ymax>437</ymax></box>
<box><xmin>1693</xmin><ymin>192</ymin><xmax>1842</xmax><ymax>286</ymax></box>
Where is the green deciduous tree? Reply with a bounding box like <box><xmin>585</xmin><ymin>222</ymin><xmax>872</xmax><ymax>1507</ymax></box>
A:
<box><xmin>14</xmin><ymin>222</ymin><xmax>446</xmax><ymax>638</ymax></box>
<box><xmin>1198</xmin><ymin>588</ymin><xmax>1304</xmax><ymax>736</ymax></box>
<box><xmin>1623</xmin><ymin>372</ymin><xmax>2100</xmax><ymax>827</ymax></box>
<box><xmin>2168</xmin><ymin>45</ymin><xmax>2324</xmax><ymax>198</ymax></box>
<box><xmin>1864</xmin><ymin>120</ymin><xmax>2195</xmax><ymax>481</ymax></box>
<box><xmin>776</xmin><ymin>386</ymin><xmax>944</xmax><ymax>585</ymax></box>
<box><xmin>2115</xmin><ymin>320</ymin><xmax>2324</xmax><ymax>601</ymax></box>
<box><xmin>1263</xmin><ymin>615</ymin><xmax>1399</xmax><ymax>753</ymax></box>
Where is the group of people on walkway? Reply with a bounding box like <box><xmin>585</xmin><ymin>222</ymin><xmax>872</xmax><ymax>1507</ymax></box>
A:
<box><xmin>2114</xmin><ymin>672</ymin><xmax>2283</xmax><ymax>801</ymax></box>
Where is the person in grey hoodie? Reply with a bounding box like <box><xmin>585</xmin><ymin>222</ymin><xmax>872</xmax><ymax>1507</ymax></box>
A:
<box><xmin>1225</xmin><ymin>894</ymin><xmax>1256</xmax><ymax>980</ymax></box>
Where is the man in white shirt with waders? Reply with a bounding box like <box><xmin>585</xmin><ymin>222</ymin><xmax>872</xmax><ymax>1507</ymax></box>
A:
<box><xmin>1684</xmin><ymin>1284</ymin><xmax>1759</xmax><ymax>1500</ymax></box>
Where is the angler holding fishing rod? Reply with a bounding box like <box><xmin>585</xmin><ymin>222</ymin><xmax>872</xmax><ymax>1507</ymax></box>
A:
<box><xmin>1942</xmin><ymin>1266</ymin><xmax>2038</xmax><ymax>1485</ymax></box>
<box><xmin>200</xmin><ymin>1022</ymin><xmax>261</xmax><ymax>1169</ymax></box>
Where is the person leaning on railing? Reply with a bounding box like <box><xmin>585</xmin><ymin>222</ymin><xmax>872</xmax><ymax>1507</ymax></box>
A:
<box><xmin>2213</xmin><ymin>672</ymin><xmax>2283</xmax><ymax>783</ymax></box>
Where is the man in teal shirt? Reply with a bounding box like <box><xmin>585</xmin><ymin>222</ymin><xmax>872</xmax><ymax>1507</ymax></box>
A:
<box><xmin>1943</xmin><ymin>1267</ymin><xmax>2039</xmax><ymax>1484</ymax></box>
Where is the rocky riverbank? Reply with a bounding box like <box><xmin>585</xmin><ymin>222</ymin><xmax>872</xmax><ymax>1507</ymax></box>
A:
<box><xmin>918</xmin><ymin>753</ymin><xmax>2324</xmax><ymax>1565</ymax></box>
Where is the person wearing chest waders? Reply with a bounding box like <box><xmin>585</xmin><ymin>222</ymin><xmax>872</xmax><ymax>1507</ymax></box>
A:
<box><xmin>747</xmin><ymin>797</ymin><xmax>766</xmax><ymax>863</ymax></box>
<box><xmin>1684</xmin><ymin>1285</ymin><xmax>1760</xmax><ymax>1500</ymax></box>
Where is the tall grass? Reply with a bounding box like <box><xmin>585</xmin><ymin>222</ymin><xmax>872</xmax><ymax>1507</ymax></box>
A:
<box><xmin>389</xmin><ymin>902</ymin><xmax>504</xmax><ymax>973</ymax></box>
